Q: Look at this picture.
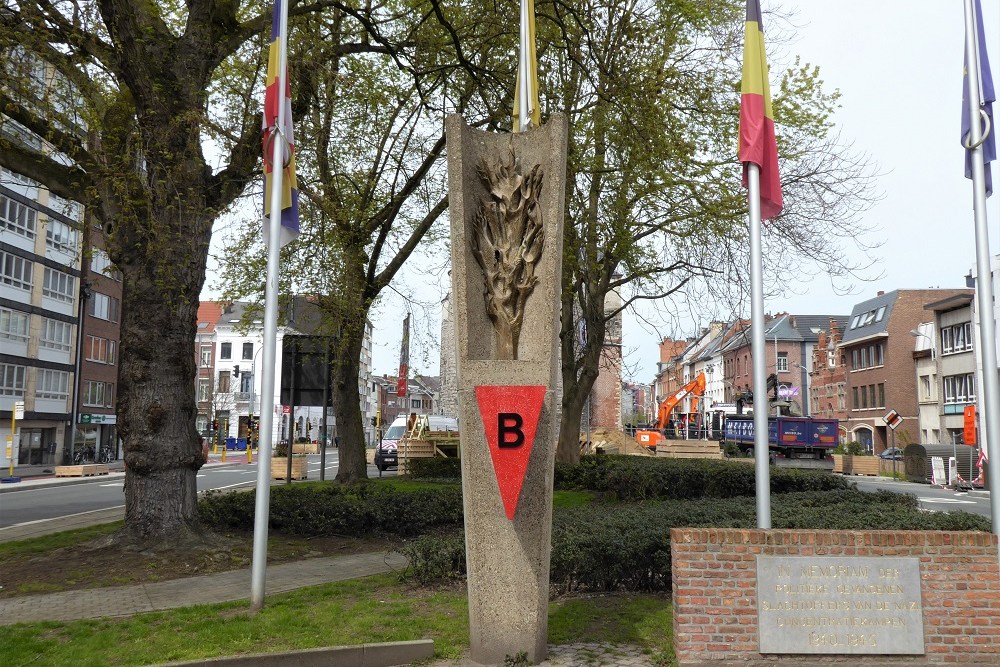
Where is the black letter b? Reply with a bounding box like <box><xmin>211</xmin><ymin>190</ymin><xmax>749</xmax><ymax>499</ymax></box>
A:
<box><xmin>498</xmin><ymin>413</ymin><xmax>524</xmax><ymax>448</ymax></box>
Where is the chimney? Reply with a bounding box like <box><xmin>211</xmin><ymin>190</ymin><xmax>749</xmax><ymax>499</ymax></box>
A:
<box><xmin>876</xmin><ymin>290</ymin><xmax>884</xmax><ymax>297</ymax></box>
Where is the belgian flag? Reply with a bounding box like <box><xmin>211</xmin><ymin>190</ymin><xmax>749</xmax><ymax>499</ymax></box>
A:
<box><xmin>738</xmin><ymin>0</ymin><xmax>783</xmax><ymax>220</ymax></box>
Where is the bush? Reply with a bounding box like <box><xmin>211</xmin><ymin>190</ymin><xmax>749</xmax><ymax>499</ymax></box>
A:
<box><xmin>198</xmin><ymin>482</ymin><xmax>464</xmax><ymax>537</ymax></box>
<box><xmin>397</xmin><ymin>489</ymin><xmax>992</xmax><ymax>591</ymax></box>
<box><xmin>554</xmin><ymin>455</ymin><xmax>854</xmax><ymax>500</ymax></box>
<box><xmin>833</xmin><ymin>441</ymin><xmax>867</xmax><ymax>455</ymax></box>
<box><xmin>406</xmin><ymin>457</ymin><xmax>462</xmax><ymax>480</ymax></box>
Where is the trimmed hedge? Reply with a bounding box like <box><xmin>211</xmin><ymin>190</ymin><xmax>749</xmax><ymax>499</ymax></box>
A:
<box><xmin>405</xmin><ymin>457</ymin><xmax>462</xmax><ymax>480</ymax></box>
<box><xmin>400</xmin><ymin>489</ymin><xmax>992</xmax><ymax>591</ymax></box>
<box><xmin>553</xmin><ymin>455</ymin><xmax>854</xmax><ymax>500</ymax></box>
<box><xmin>199</xmin><ymin>482</ymin><xmax>463</xmax><ymax>537</ymax></box>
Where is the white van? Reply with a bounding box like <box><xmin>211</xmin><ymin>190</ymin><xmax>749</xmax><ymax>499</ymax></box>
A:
<box><xmin>374</xmin><ymin>414</ymin><xmax>459</xmax><ymax>471</ymax></box>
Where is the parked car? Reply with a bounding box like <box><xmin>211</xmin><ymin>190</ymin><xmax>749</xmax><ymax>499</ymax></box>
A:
<box><xmin>879</xmin><ymin>447</ymin><xmax>903</xmax><ymax>461</ymax></box>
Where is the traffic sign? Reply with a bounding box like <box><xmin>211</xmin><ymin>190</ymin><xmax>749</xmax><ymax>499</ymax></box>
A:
<box><xmin>883</xmin><ymin>409</ymin><xmax>903</xmax><ymax>430</ymax></box>
<box><xmin>964</xmin><ymin>406</ymin><xmax>978</xmax><ymax>446</ymax></box>
<box><xmin>14</xmin><ymin>401</ymin><xmax>24</xmax><ymax>420</ymax></box>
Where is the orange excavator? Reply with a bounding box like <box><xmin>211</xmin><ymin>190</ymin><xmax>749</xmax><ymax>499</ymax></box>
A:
<box><xmin>636</xmin><ymin>372</ymin><xmax>707</xmax><ymax>451</ymax></box>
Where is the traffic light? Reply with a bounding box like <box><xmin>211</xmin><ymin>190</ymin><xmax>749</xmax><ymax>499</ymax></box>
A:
<box><xmin>375</xmin><ymin>410</ymin><xmax>381</xmax><ymax>428</ymax></box>
<box><xmin>233</xmin><ymin>365</ymin><xmax>240</xmax><ymax>377</ymax></box>
<box><xmin>212</xmin><ymin>419</ymin><xmax>219</xmax><ymax>431</ymax></box>
<box><xmin>370</xmin><ymin>416</ymin><xmax>377</xmax><ymax>426</ymax></box>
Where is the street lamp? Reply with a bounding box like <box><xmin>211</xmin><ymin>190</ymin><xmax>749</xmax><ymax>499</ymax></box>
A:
<box><xmin>910</xmin><ymin>328</ymin><xmax>937</xmax><ymax>360</ymax></box>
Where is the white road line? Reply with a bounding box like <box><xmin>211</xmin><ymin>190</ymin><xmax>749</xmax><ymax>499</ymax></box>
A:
<box><xmin>99</xmin><ymin>483</ymin><xmax>124</xmax><ymax>487</ymax></box>
<box><xmin>1</xmin><ymin>505</ymin><xmax>125</xmax><ymax>529</ymax></box>
<box><xmin>919</xmin><ymin>497</ymin><xmax>976</xmax><ymax>504</ymax></box>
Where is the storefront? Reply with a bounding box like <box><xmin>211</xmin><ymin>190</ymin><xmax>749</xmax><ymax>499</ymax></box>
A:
<box><xmin>74</xmin><ymin>413</ymin><xmax>119</xmax><ymax>461</ymax></box>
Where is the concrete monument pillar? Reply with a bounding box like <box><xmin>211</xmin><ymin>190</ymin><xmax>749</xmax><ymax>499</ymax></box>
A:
<box><xmin>447</xmin><ymin>113</ymin><xmax>567</xmax><ymax>664</ymax></box>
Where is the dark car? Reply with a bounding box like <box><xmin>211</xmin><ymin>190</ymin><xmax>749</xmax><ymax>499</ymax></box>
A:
<box><xmin>879</xmin><ymin>447</ymin><xmax>903</xmax><ymax>461</ymax></box>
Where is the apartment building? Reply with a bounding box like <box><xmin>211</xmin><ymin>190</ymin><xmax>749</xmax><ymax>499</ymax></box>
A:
<box><xmin>840</xmin><ymin>289</ymin><xmax>971</xmax><ymax>453</ymax></box>
<box><xmin>1</xmin><ymin>163</ymin><xmax>82</xmax><ymax>466</ymax></box>
<box><xmin>196</xmin><ymin>299</ymin><xmax>375</xmax><ymax>448</ymax></box>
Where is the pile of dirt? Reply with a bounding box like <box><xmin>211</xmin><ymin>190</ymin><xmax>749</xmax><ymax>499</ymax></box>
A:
<box><xmin>581</xmin><ymin>427</ymin><xmax>654</xmax><ymax>456</ymax></box>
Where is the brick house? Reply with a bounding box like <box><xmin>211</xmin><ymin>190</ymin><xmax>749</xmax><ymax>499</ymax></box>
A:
<box><xmin>807</xmin><ymin>318</ymin><xmax>849</xmax><ymax>435</ymax></box>
<box><xmin>840</xmin><ymin>289</ymin><xmax>972</xmax><ymax>453</ymax></box>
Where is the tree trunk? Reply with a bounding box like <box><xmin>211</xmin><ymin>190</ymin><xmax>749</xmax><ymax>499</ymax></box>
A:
<box><xmin>117</xmin><ymin>206</ymin><xmax>212</xmax><ymax>546</ymax></box>
<box><xmin>333</xmin><ymin>321</ymin><xmax>368</xmax><ymax>483</ymax></box>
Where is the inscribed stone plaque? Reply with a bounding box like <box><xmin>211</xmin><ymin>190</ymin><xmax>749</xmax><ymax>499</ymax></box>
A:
<box><xmin>757</xmin><ymin>556</ymin><xmax>924</xmax><ymax>654</ymax></box>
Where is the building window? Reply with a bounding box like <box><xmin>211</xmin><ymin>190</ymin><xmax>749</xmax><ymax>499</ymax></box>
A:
<box><xmin>42</xmin><ymin>267</ymin><xmax>76</xmax><ymax>302</ymax></box>
<box><xmin>87</xmin><ymin>292</ymin><xmax>120</xmax><ymax>322</ymax></box>
<box><xmin>851</xmin><ymin>387</ymin><xmax>859</xmax><ymax>410</ymax></box>
<box><xmin>0</xmin><ymin>193</ymin><xmax>37</xmax><ymax>240</ymax></box>
<box><xmin>1</xmin><ymin>251</ymin><xmax>33</xmax><ymax>291</ymax></box>
<box><xmin>0</xmin><ymin>307</ymin><xmax>30</xmax><ymax>342</ymax></box>
<box><xmin>85</xmin><ymin>335</ymin><xmax>116</xmax><ymax>364</ymax></box>
<box><xmin>217</xmin><ymin>371</ymin><xmax>231</xmax><ymax>393</ymax></box>
<box><xmin>83</xmin><ymin>380</ymin><xmax>114</xmax><ymax>408</ymax></box>
<box><xmin>40</xmin><ymin>317</ymin><xmax>72</xmax><ymax>352</ymax></box>
<box><xmin>941</xmin><ymin>322</ymin><xmax>973</xmax><ymax>355</ymax></box>
<box><xmin>240</xmin><ymin>373</ymin><xmax>252</xmax><ymax>393</ymax></box>
<box><xmin>827</xmin><ymin>350</ymin><xmax>836</xmax><ymax>368</ymax></box>
<box><xmin>943</xmin><ymin>373</ymin><xmax>976</xmax><ymax>405</ymax></box>
<box><xmin>198</xmin><ymin>378</ymin><xmax>211</xmax><ymax>402</ymax></box>
<box><xmin>220</xmin><ymin>342</ymin><xmax>232</xmax><ymax>360</ymax></box>
<box><xmin>45</xmin><ymin>219</ymin><xmax>79</xmax><ymax>253</ymax></box>
<box><xmin>37</xmin><ymin>369</ymin><xmax>70</xmax><ymax>399</ymax></box>
<box><xmin>242</xmin><ymin>342</ymin><xmax>253</xmax><ymax>360</ymax></box>
<box><xmin>851</xmin><ymin>349</ymin><xmax>858</xmax><ymax>370</ymax></box>
<box><xmin>0</xmin><ymin>363</ymin><xmax>27</xmax><ymax>396</ymax></box>
<box><xmin>200</xmin><ymin>345</ymin><xmax>212</xmax><ymax>367</ymax></box>
<box><xmin>91</xmin><ymin>248</ymin><xmax>120</xmax><ymax>280</ymax></box>
<box><xmin>777</xmin><ymin>353</ymin><xmax>788</xmax><ymax>372</ymax></box>
<box><xmin>920</xmin><ymin>375</ymin><xmax>931</xmax><ymax>401</ymax></box>
<box><xmin>411</xmin><ymin>399</ymin><xmax>423</xmax><ymax>410</ymax></box>
<box><xmin>196</xmin><ymin>414</ymin><xmax>209</xmax><ymax>434</ymax></box>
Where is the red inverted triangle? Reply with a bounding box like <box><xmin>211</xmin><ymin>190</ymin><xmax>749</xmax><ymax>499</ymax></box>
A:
<box><xmin>475</xmin><ymin>385</ymin><xmax>546</xmax><ymax>520</ymax></box>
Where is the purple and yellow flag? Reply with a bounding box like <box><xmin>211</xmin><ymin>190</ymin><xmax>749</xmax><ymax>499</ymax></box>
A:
<box><xmin>961</xmin><ymin>0</ymin><xmax>995</xmax><ymax>197</ymax></box>
<box><xmin>263</xmin><ymin>0</ymin><xmax>299</xmax><ymax>245</ymax></box>
<box><xmin>738</xmin><ymin>0</ymin><xmax>783</xmax><ymax>219</ymax></box>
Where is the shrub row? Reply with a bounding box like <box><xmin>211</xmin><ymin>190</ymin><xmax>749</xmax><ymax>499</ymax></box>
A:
<box><xmin>406</xmin><ymin>453</ymin><xmax>856</xmax><ymax>501</ymax></box>
<box><xmin>405</xmin><ymin>457</ymin><xmax>463</xmax><ymax>480</ymax></box>
<box><xmin>553</xmin><ymin>455</ymin><xmax>854</xmax><ymax>500</ymax></box>
<box><xmin>198</xmin><ymin>482</ymin><xmax>463</xmax><ymax>537</ymax></box>
<box><xmin>400</xmin><ymin>489</ymin><xmax>992</xmax><ymax>591</ymax></box>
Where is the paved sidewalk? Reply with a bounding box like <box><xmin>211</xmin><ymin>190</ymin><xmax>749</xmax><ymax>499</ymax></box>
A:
<box><xmin>0</xmin><ymin>551</ymin><xmax>408</xmax><ymax>625</ymax></box>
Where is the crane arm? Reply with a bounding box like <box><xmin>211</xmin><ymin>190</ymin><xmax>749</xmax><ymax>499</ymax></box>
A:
<box><xmin>656</xmin><ymin>372</ymin><xmax>707</xmax><ymax>429</ymax></box>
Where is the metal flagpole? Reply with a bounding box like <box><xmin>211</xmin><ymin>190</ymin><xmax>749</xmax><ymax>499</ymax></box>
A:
<box><xmin>250</xmin><ymin>0</ymin><xmax>291</xmax><ymax>611</ymax></box>
<box><xmin>747</xmin><ymin>162</ymin><xmax>771</xmax><ymax>529</ymax></box>
<box><xmin>963</xmin><ymin>0</ymin><xmax>1000</xmax><ymax>535</ymax></box>
<box><xmin>517</xmin><ymin>0</ymin><xmax>533</xmax><ymax>132</ymax></box>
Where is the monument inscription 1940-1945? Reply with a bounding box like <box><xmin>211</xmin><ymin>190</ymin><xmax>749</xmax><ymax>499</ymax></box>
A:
<box><xmin>756</xmin><ymin>556</ymin><xmax>924</xmax><ymax>655</ymax></box>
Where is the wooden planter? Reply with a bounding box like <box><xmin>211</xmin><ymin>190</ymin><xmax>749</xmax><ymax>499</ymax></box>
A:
<box><xmin>833</xmin><ymin>454</ymin><xmax>880</xmax><ymax>476</ymax></box>
<box><xmin>271</xmin><ymin>456</ymin><xmax>308</xmax><ymax>480</ymax></box>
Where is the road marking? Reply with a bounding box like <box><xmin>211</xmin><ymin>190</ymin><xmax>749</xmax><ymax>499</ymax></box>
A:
<box><xmin>206</xmin><ymin>480</ymin><xmax>257</xmax><ymax>491</ymax></box>
<box><xmin>100</xmin><ymin>483</ymin><xmax>124</xmax><ymax>488</ymax></box>
<box><xmin>1</xmin><ymin>505</ymin><xmax>125</xmax><ymax>529</ymax></box>
<box><xmin>919</xmin><ymin>497</ymin><xmax>976</xmax><ymax>504</ymax></box>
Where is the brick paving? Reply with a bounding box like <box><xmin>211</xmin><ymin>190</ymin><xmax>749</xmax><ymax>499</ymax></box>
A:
<box><xmin>425</xmin><ymin>643</ymin><xmax>658</xmax><ymax>667</ymax></box>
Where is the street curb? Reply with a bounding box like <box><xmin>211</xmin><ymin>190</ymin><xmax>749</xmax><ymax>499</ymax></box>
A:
<box><xmin>0</xmin><ymin>461</ymin><xmax>245</xmax><ymax>493</ymax></box>
<box><xmin>152</xmin><ymin>640</ymin><xmax>435</xmax><ymax>667</ymax></box>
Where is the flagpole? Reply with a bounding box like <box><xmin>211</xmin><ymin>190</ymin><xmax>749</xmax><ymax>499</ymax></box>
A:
<box><xmin>747</xmin><ymin>162</ymin><xmax>771</xmax><ymax>529</ymax></box>
<box><xmin>963</xmin><ymin>0</ymin><xmax>1000</xmax><ymax>535</ymax></box>
<box><xmin>250</xmin><ymin>0</ymin><xmax>290</xmax><ymax>611</ymax></box>
<box><xmin>517</xmin><ymin>0</ymin><xmax>532</xmax><ymax>132</ymax></box>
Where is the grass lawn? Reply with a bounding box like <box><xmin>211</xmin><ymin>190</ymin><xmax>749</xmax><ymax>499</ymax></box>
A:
<box><xmin>0</xmin><ymin>574</ymin><xmax>673</xmax><ymax>667</ymax></box>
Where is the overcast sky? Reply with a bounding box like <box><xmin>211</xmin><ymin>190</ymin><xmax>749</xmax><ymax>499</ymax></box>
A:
<box><xmin>619</xmin><ymin>0</ymin><xmax>1000</xmax><ymax>383</ymax></box>
<box><xmin>211</xmin><ymin>1</ymin><xmax>1000</xmax><ymax>387</ymax></box>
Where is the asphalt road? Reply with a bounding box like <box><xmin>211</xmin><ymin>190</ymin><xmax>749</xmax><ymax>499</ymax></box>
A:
<box><xmin>0</xmin><ymin>451</ymin><xmax>397</xmax><ymax>529</ymax></box>
<box><xmin>850</xmin><ymin>476</ymin><xmax>991</xmax><ymax>518</ymax></box>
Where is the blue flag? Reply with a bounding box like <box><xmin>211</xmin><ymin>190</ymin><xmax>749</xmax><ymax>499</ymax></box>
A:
<box><xmin>962</xmin><ymin>0</ymin><xmax>995</xmax><ymax>197</ymax></box>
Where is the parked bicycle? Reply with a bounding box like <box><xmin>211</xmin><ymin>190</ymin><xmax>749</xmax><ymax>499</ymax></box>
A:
<box><xmin>72</xmin><ymin>447</ymin><xmax>114</xmax><ymax>464</ymax></box>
